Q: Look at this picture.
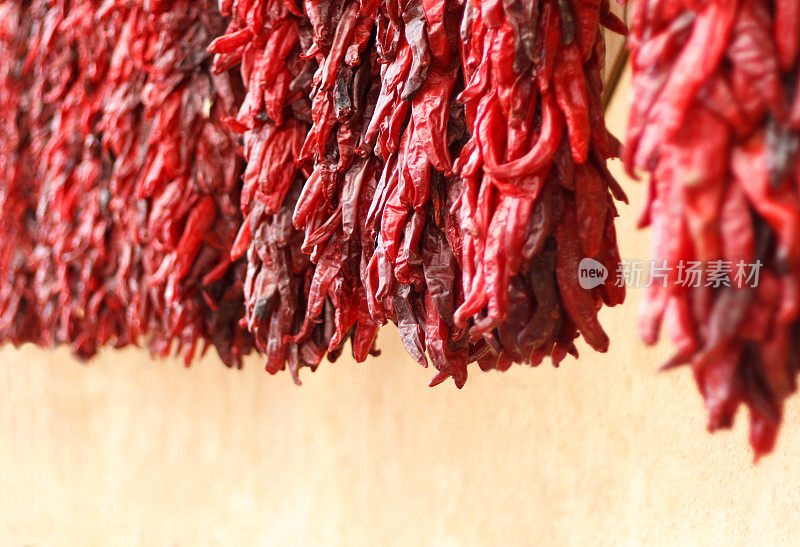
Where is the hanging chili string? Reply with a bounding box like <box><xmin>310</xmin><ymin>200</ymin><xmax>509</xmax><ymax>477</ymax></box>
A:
<box><xmin>211</xmin><ymin>0</ymin><xmax>626</xmax><ymax>385</ymax></box>
<box><xmin>627</xmin><ymin>0</ymin><xmax>800</xmax><ymax>458</ymax></box>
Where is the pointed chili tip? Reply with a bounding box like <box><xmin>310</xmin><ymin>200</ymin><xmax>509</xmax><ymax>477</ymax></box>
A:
<box><xmin>751</xmin><ymin>442</ymin><xmax>774</xmax><ymax>465</ymax></box>
<box><xmin>615</xmin><ymin>188</ymin><xmax>630</xmax><ymax>205</ymax></box>
<box><xmin>429</xmin><ymin>371</ymin><xmax>449</xmax><ymax>387</ymax></box>
<box><xmin>749</xmin><ymin>418</ymin><xmax>779</xmax><ymax>462</ymax></box>
<box><xmin>585</xmin><ymin>330</ymin><xmax>610</xmax><ymax>353</ymax></box>
<box><xmin>620</xmin><ymin>146</ymin><xmax>641</xmax><ymax>181</ymax></box>
<box><xmin>659</xmin><ymin>353</ymin><xmax>691</xmax><ymax>372</ymax></box>
<box><xmin>568</xmin><ymin>345</ymin><xmax>579</xmax><ymax>359</ymax></box>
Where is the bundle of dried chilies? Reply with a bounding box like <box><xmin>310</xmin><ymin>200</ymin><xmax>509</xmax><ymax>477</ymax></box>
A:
<box><xmin>0</xmin><ymin>0</ymin><xmax>38</xmax><ymax>345</ymax></box>
<box><xmin>211</xmin><ymin>0</ymin><xmax>627</xmax><ymax>385</ymax></box>
<box><xmin>0</xmin><ymin>0</ymin><xmax>251</xmax><ymax>366</ymax></box>
<box><xmin>137</xmin><ymin>0</ymin><xmax>252</xmax><ymax>366</ymax></box>
<box><xmin>1</xmin><ymin>1</ymin><xmax>627</xmax><ymax>388</ymax></box>
<box><xmin>1</xmin><ymin>0</ymin><xmax>136</xmax><ymax>357</ymax></box>
<box><xmin>209</xmin><ymin>0</ymin><xmax>379</xmax><ymax>383</ymax></box>
<box><xmin>627</xmin><ymin>0</ymin><xmax>800</xmax><ymax>457</ymax></box>
<box><xmin>451</xmin><ymin>0</ymin><xmax>627</xmax><ymax>381</ymax></box>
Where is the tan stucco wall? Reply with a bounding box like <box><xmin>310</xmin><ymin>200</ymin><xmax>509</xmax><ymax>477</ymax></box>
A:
<box><xmin>3</xmin><ymin>69</ymin><xmax>800</xmax><ymax>546</ymax></box>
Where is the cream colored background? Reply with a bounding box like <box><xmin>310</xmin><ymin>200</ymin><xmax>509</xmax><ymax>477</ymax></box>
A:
<box><xmin>3</xmin><ymin>70</ymin><xmax>800</xmax><ymax>546</ymax></box>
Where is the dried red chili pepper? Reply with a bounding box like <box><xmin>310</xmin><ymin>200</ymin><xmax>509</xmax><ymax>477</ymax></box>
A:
<box><xmin>627</xmin><ymin>0</ymin><xmax>800</xmax><ymax>459</ymax></box>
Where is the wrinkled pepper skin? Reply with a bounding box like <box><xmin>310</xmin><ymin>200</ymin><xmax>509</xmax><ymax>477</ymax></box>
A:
<box><xmin>627</xmin><ymin>0</ymin><xmax>800</xmax><ymax>459</ymax></box>
<box><xmin>213</xmin><ymin>0</ymin><xmax>626</xmax><ymax>386</ymax></box>
<box><xmin>212</xmin><ymin>0</ymin><xmax>382</xmax><ymax>382</ymax></box>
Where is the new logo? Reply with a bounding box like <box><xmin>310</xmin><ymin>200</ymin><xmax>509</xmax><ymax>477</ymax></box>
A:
<box><xmin>578</xmin><ymin>258</ymin><xmax>608</xmax><ymax>289</ymax></box>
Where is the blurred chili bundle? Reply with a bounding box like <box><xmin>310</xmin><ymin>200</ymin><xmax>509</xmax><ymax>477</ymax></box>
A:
<box><xmin>0</xmin><ymin>1</ymin><xmax>38</xmax><ymax>345</ymax></box>
<box><xmin>136</xmin><ymin>0</ymin><xmax>252</xmax><ymax>366</ymax></box>
<box><xmin>0</xmin><ymin>0</ymin><xmax>136</xmax><ymax>357</ymax></box>
<box><xmin>0</xmin><ymin>0</ymin><xmax>251</xmax><ymax>366</ymax></box>
<box><xmin>627</xmin><ymin>0</ymin><xmax>800</xmax><ymax>457</ymax></box>
<box><xmin>211</xmin><ymin>0</ymin><xmax>626</xmax><ymax>385</ymax></box>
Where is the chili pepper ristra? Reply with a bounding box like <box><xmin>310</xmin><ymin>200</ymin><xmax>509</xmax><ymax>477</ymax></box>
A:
<box><xmin>627</xmin><ymin>0</ymin><xmax>800</xmax><ymax>458</ymax></box>
<box><xmin>211</xmin><ymin>0</ymin><xmax>628</xmax><ymax>385</ymax></box>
